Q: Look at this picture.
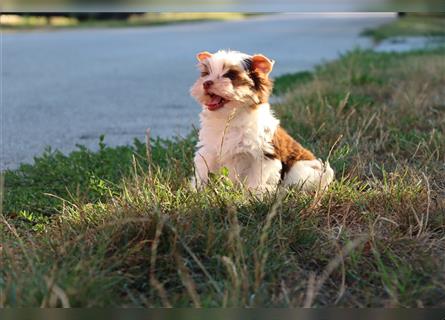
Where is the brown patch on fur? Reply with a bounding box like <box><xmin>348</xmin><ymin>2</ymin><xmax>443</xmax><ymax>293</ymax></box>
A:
<box><xmin>249</xmin><ymin>70</ymin><xmax>273</xmax><ymax>105</ymax></box>
<box><xmin>230</xmin><ymin>69</ymin><xmax>253</xmax><ymax>87</ymax></box>
<box><xmin>267</xmin><ymin>126</ymin><xmax>316</xmax><ymax>179</ymax></box>
<box><xmin>226</xmin><ymin>61</ymin><xmax>273</xmax><ymax>107</ymax></box>
<box><xmin>224</xmin><ymin>62</ymin><xmax>274</xmax><ymax>110</ymax></box>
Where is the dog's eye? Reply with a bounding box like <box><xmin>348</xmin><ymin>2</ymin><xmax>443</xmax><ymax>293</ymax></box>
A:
<box><xmin>200</xmin><ymin>71</ymin><xmax>209</xmax><ymax>77</ymax></box>
<box><xmin>223</xmin><ymin>70</ymin><xmax>238</xmax><ymax>80</ymax></box>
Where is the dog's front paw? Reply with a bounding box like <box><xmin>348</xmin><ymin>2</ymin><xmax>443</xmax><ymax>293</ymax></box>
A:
<box><xmin>190</xmin><ymin>176</ymin><xmax>199</xmax><ymax>191</ymax></box>
<box><xmin>190</xmin><ymin>175</ymin><xmax>207</xmax><ymax>191</ymax></box>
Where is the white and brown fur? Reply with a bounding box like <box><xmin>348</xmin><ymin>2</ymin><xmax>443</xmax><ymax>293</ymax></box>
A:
<box><xmin>190</xmin><ymin>50</ymin><xmax>334</xmax><ymax>192</ymax></box>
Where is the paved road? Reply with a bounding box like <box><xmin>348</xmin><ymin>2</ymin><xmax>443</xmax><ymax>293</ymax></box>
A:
<box><xmin>2</xmin><ymin>13</ymin><xmax>395</xmax><ymax>169</ymax></box>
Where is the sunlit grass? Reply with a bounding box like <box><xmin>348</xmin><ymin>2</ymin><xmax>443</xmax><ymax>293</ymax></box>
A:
<box><xmin>1</xmin><ymin>15</ymin><xmax>77</xmax><ymax>28</ymax></box>
<box><xmin>1</xmin><ymin>48</ymin><xmax>444</xmax><ymax>307</ymax></box>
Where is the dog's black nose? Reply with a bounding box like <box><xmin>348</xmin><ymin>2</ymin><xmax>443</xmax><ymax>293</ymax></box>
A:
<box><xmin>203</xmin><ymin>80</ymin><xmax>213</xmax><ymax>90</ymax></box>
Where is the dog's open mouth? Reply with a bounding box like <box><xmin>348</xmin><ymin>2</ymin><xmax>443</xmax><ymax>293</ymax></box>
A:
<box><xmin>205</xmin><ymin>93</ymin><xmax>227</xmax><ymax>111</ymax></box>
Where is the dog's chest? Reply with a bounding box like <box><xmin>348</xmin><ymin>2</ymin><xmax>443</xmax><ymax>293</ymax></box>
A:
<box><xmin>200</xmin><ymin>121</ymin><xmax>270</xmax><ymax>166</ymax></box>
<box><xmin>199</xmin><ymin>105</ymin><xmax>278</xmax><ymax>162</ymax></box>
<box><xmin>220</xmin><ymin>125</ymin><xmax>263</xmax><ymax>156</ymax></box>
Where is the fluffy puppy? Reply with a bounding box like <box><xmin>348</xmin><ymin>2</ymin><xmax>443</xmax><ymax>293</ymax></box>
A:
<box><xmin>190</xmin><ymin>50</ymin><xmax>334</xmax><ymax>192</ymax></box>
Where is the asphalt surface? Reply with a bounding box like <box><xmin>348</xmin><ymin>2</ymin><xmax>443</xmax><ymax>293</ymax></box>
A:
<box><xmin>2</xmin><ymin>13</ymin><xmax>395</xmax><ymax>169</ymax></box>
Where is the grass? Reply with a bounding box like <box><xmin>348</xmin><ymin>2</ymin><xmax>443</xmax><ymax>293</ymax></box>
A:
<box><xmin>273</xmin><ymin>71</ymin><xmax>314</xmax><ymax>96</ymax></box>
<box><xmin>3</xmin><ymin>135</ymin><xmax>195</xmax><ymax>225</ymax></box>
<box><xmin>1</xmin><ymin>47</ymin><xmax>445</xmax><ymax>307</ymax></box>
<box><xmin>362</xmin><ymin>14</ymin><xmax>445</xmax><ymax>42</ymax></box>
<box><xmin>1</xmin><ymin>13</ymin><xmax>252</xmax><ymax>32</ymax></box>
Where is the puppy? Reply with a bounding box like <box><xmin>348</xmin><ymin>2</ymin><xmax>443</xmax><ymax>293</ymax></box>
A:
<box><xmin>190</xmin><ymin>50</ymin><xmax>334</xmax><ymax>193</ymax></box>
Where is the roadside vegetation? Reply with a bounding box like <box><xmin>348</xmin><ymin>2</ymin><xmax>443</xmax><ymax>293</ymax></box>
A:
<box><xmin>362</xmin><ymin>13</ymin><xmax>445</xmax><ymax>41</ymax></box>
<box><xmin>2</xmin><ymin>46</ymin><xmax>445</xmax><ymax>307</ymax></box>
<box><xmin>1</xmin><ymin>13</ymin><xmax>251</xmax><ymax>31</ymax></box>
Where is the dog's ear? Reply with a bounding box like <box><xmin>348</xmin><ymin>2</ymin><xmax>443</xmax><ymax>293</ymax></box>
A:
<box><xmin>252</xmin><ymin>54</ymin><xmax>275</xmax><ymax>75</ymax></box>
<box><xmin>196</xmin><ymin>51</ymin><xmax>213</xmax><ymax>62</ymax></box>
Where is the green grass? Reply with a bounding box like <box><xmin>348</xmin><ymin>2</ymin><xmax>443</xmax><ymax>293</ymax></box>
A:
<box><xmin>1</xmin><ymin>47</ymin><xmax>445</xmax><ymax>307</ymax></box>
<box><xmin>3</xmin><ymin>135</ymin><xmax>195</xmax><ymax>223</ymax></box>
<box><xmin>362</xmin><ymin>14</ymin><xmax>445</xmax><ymax>42</ymax></box>
<box><xmin>273</xmin><ymin>71</ymin><xmax>314</xmax><ymax>95</ymax></box>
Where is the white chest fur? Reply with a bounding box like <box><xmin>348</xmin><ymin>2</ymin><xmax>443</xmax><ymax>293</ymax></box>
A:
<box><xmin>197</xmin><ymin>103</ymin><xmax>279</xmax><ymax>162</ymax></box>
<box><xmin>193</xmin><ymin>103</ymin><xmax>282</xmax><ymax>191</ymax></box>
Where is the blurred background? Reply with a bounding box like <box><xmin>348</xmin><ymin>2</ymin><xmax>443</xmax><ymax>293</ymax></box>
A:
<box><xmin>2</xmin><ymin>12</ymin><xmax>444</xmax><ymax>169</ymax></box>
<box><xmin>3</xmin><ymin>0</ymin><xmax>445</xmax><ymax>11</ymax></box>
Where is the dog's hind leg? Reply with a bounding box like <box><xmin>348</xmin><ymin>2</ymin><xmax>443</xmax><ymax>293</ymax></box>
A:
<box><xmin>283</xmin><ymin>159</ymin><xmax>334</xmax><ymax>191</ymax></box>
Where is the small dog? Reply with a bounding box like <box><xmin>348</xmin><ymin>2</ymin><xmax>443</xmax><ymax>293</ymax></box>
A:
<box><xmin>190</xmin><ymin>50</ymin><xmax>334</xmax><ymax>192</ymax></box>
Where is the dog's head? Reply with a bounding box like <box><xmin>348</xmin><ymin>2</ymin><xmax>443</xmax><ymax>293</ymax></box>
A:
<box><xmin>190</xmin><ymin>50</ymin><xmax>274</xmax><ymax>112</ymax></box>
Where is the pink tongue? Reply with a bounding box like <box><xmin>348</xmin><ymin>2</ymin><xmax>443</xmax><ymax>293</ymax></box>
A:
<box><xmin>209</xmin><ymin>96</ymin><xmax>222</xmax><ymax>105</ymax></box>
